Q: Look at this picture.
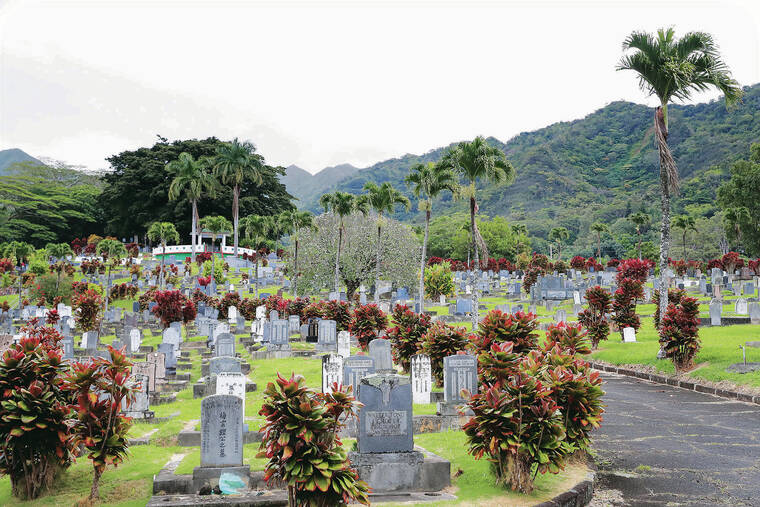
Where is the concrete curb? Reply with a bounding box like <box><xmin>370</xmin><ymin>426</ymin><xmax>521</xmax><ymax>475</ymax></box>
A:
<box><xmin>536</xmin><ymin>464</ymin><xmax>596</xmax><ymax>507</ymax></box>
<box><xmin>588</xmin><ymin>360</ymin><xmax>760</xmax><ymax>405</ymax></box>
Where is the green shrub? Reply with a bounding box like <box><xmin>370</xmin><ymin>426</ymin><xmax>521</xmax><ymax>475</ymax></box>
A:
<box><xmin>202</xmin><ymin>260</ymin><xmax>226</xmax><ymax>285</ymax></box>
<box><xmin>424</xmin><ymin>262</ymin><xmax>455</xmax><ymax>299</ymax></box>
<box><xmin>421</xmin><ymin>322</ymin><xmax>471</xmax><ymax>386</ymax></box>
<box><xmin>29</xmin><ymin>274</ymin><xmax>73</xmax><ymax>306</ymax></box>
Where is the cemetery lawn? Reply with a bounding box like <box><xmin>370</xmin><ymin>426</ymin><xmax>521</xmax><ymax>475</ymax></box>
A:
<box><xmin>591</xmin><ymin>317</ymin><xmax>760</xmax><ymax>388</ymax></box>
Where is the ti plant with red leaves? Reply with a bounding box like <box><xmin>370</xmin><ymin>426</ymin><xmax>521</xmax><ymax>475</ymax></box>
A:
<box><xmin>73</xmin><ymin>289</ymin><xmax>103</xmax><ymax>332</ymax></box>
<box><xmin>653</xmin><ymin>288</ymin><xmax>686</xmax><ymax>330</ymax></box>
<box><xmin>349</xmin><ymin>303</ymin><xmax>388</xmax><ymax>351</ymax></box>
<box><xmin>257</xmin><ymin>373</ymin><xmax>369</xmax><ymax>507</ymax></box>
<box><xmin>421</xmin><ymin>322</ymin><xmax>471</xmax><ymax>387</ymax></box>
<box><xmin>611</xmin><ymin>278</ymin><xmax>643</xmax><ymax>337</ymax></box>
<box><xmin>543</xmin><ymin>322</ymin><xmax>592</xmax><ymax>356</ymax></box>
<box><xmin>0</xmin><ymin>327</ymin><xmax>75</xmax><ymax>499</ymax></box>
<box><xmin>63</xmin><ymin>347</ymin><xmax>135</xmax><ymax>500</ymax></box>
<box><xmin>615</xmin><ymin>258</ymin><xmax>650</xmax><ymax>284</ymax></box>
<box><xmin>577</xmin><ymin>286</ymin><xmax>612</xmax><ymax>349</ymax></box>
<box><xmin>386</xmin><ymin>304</ymin><xmax>431</xmax><ymax>372</ymax></box>
<box><xmin>472</xmin><ymin>310</ymin><xmax>539</xmax><ymax>355</ymax></box>
<box><xmin>659</xmin><ymin>295</ymin><xmax>701</xmax><ymax>372</ymax></box>
<box><xmin>151</xmin><ymin>290</ymin><xmax>196</xmax><ymax>328</ymax></box>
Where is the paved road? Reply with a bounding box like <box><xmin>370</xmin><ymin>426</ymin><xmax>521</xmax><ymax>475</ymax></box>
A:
<box><xmin>592</xmin><ymin>372</ymin><xmax>760</xmax><ymax>506</ymax></box>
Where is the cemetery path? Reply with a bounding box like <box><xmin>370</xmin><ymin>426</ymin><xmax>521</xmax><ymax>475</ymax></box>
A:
<box><xmin>592</xmin><ymin>372</ymin><xmax>760</xmax><ymax>506</ymax></box>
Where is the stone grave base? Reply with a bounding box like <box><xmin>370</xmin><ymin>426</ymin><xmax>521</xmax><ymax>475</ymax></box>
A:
<box><xmin>122</xmin><ymin>410</ymin><xmax>155</xmax><ymax>420</ymax></box>
<box><xmin>340</xmin><ymin>413</ymin><xmax>466</xmax><ymax>438</ymax></box>
<box><xmin>192</xmin><ymin>465</ymin><xmax>251</xmax><ymax>492</ymax></box>
<box><xmin>726</xmin><ymin>362</ymin><xmax>760</xmax><ymax>374</ymax></box>
<box><xmin>147</xmin><ymin>491</ymin><xmax>288</xmax><ymax>506</ymax></box>
<box><xmin>178</xmin><ymin>429</ymin><xmax>262</xmax><ymax>447</ymax></box>
<box><xmin>201</xmin><ymin>361</ymin><xmax>251</xmax><ymax>377</ymax></box>
<box><xmin>436</xmin><ymin>401</ymin><xmax>473</xmax><ymax>417</ymax></box>
<box><xmin>347</xmin><ymin>448</ymin><xmax>450</xmax><ymax>494</ymax></box>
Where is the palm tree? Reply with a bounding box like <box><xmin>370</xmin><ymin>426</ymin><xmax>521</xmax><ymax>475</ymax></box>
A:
<box><xmin>405</xmin><ymin>162</ymin><xmax>458</xmax><ymax>312</ymax></box>
<box><xmin>319</xmin><ymin>191</ymin><xmax>369</xmax><ymax>293</ymax></box>
<box><xmin>723</xmin><ymin>207</ymin><xmax>750</xmax><ymax>252</ymax></box>
<box><xmin>212</xmin><ymin>139</ymin><xmax>264</xmax><ymax>263</ymax></box>
<box><xmin>277</xmin><ymin>210</ymin><xmax>316</xmax><ymax>298</ymax></box>
<box><xmin>46</xmin><ymin>242</ymin><xmax>73</xmax><ymax>290</ymax></box>
<box><xmin>590</xmin><ymin>222</ymin><xmax>608</xmax><ymax>259</ymax></box>
<box><xmin>363</xmin><ymin>182</ymin><xmax>411</xmax><ymax>303</ymax></box>
<box><xmin>96</xmin><ymin>239</ymin><xmax>127</xmax><ymax>338</ymax></box>
<box><xmin>199</xmin><ymin>216</ymin><xmax>232</xmax><ymax>290</ymax></box>
<box><xmin>672</xmin><ymin>215</ymin><xmax>696</xmax><ymax>259</ymax></box>
<box><xmin>548</xmin><ymin>227</ymin><xmax>570</xmax><ymax>261</ymax></box>
<box><xmin>629</xmin><ymin>212</ymin><xmax>651</xmax><ymax>260</ymax></box>
<box><xmin>618</xmin><ymin>27</ymin><xmax>742</xmax><ymax>327</ymax></box>
<box><xmin>240</xmin><ymin>214</ymin><xmax>271</xmax><ymax>298</ymax></box>
<box><xmin>146</xmin><ymin>222</ymin><xmax>180</xmax><ymax>289</ymax></box>
<box><xmin>439</xmin><ymin>136</ymin><xmax>515</xmax><ymax>330</ymax></box>
<box><xmin>166</xmin><ymin>152</ymin><xmax>218</xmax><ymax>263</ymax></box>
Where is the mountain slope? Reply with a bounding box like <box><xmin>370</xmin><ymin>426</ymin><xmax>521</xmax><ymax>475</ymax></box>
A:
<box><xmin>0</xmin><ymin>148</ymin><xmax>42</xmax><ymax>174</ymax></box>
<box><xmin>281</xmin><ymin>163</ymin><xmax>360</xmax><ymax>204</ymax></box>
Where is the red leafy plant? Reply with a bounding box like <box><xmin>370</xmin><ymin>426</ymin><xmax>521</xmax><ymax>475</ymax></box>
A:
<box><xmin>257</xmin><ymin>373</ymin><xmax>369</xmax><ymax>506</ymax></box>
<box><xmin>151</xmin><ymin>290</ymin><xmax>196</xmax><ymax>328</ymax></box>
<box><xmin>63</xmin><ymin>346</ymin><xmax>135</xmax><ymax>500</ymax></box>
<box><xmin>577</xmin><ymin>286</ymin><xmax>612</xmax><ymax>349</ymax></box>
<box><xmin>349</xmin><ymin>303</ymin><xmax>388</xmax><ymax>350</ymax></box>
<box><xmin>472</xmin><ymin>310</ymin><xmax>539</xmax><ymax>355</ymax></box>
<box><xmin>616</xmin><ymin>258</ymin><xmax>649</xmax><ymax>283</ymax></box>
<box><xmin>217</xmin><ymin>291</ymin><xmax>242</xmax><ymax>320</ymax></box>
<box><xmin>0</xmin><ymin>326</ymin><xmax>75</xmax><ymax>499</ymax></box>
<box><xmin>421</xmin><ymin>322</ymin><xmax>471</xmax><ymax>386</ymax></box>
<box><xmin>73</xmin><ymin>289</ymin><xmax>103</xmax><ymax>332</ymax></box>
<box><xmin>386</xmin><ymin>304</ymin><xmax>431</xmax><ymax>372</ymax></box>
<box><xmin>611</xmin><ymin>278</ymin><xmax>643</xmax><ymax>336</ymax></box>
<box><xmin>659</xmin><ymin>295</ymin><xmax>701</xmax><ymax>372</ymax></box>
<box><xmin>653</xmin><ymin>288</ymin><xmax>686</xmax><ymax>329</ymax></box>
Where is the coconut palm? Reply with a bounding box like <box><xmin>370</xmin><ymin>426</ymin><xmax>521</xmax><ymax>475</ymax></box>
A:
<box><xmin>618</xmin><ymin>27</ymin><xmax>742</xmax><ymax>325</ymax></box>
<box><xmin>319</xmin><ymin>191</ymin><xmax>369</xmax><ymax>292</ymax></box>
<box><xmin>362</xmin><ymin>182</ymin><xmax>411</xmax><ymax>303</ymax></box>
<box><xmin>672</xmin><ymin>215</ymin><xmax>696</xmax><ymax>259</ymax></box>
<box><xmin>212</xmin><ymin>139</ymin><xmax>264</xmax><ymax>262</ymax></box>
<box><xmin>45</xmin><ymin>242</ymin><xmax>73</xmax><ymax>290</ymax></box>
<box><xmin>241</xmin><ymin>214</ymin><xmax>272</xmax><ymax>298</ymax></box>
<box><xmin>629</xmin><ymin>212</ymin><xmax>651</xmax><ymax>260</ymax></box>
<box><xmin>405</xmin><ymin>162</ymin><xmax>458</xmax><ymax>312</ymax></box>
<box><xmin>277</xmin><ymin>210</ymin><xmax>316</xmax><ymax>298</ymax></box>
<box><xmin>723</xmin><ymin>207</ymin><xmax>750</xmax><ymax>252</ymax></box>
<box><xmin>146</xmin><ymin>222</ymin><xmax>179</xmax><ymax>289</ymax></box>
<box><xmin>590</xmin><ymin>222</ymin><xmax>608</xmax><ymax>259</ymax></box>
<box><xmin>199</xmin><ymin>216</ymin><xmax>232</xmax><ymax>290</ymax></box>
<box><xmin>549</xmin><ymin>227</ymin><xmax>570</xmax><ymax>261</ymax></box>
<box><xmin>96</xmin><ymin>239</ymin><xmax>127</xmax><ymax>337</ymax></box>
<box><xmin>167</xmin><ymin>152</ymin><xmax>218</xmax><ymax>263</ymax></box>
<box><xmin>439</xmin><ymin>136</ymin><xmax>515</xmax><ymax>330</ymax></box>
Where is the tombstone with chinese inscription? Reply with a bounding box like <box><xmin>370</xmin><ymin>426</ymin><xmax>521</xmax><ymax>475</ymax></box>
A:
<box><xmin>316</xmin><ymin>319</ymin><xmax>337</xmax><ymax>352</ymax></box>
<box><xmin>268</xmin><ymin>319</ymin><xmax>291</xmax><ymax>352</ymax></box>
<box><xmin>194</xmin><ymin>395</ymin><xmax>249</xmax><ymax>491</ymax></box>
<box><xmin>342</xmin><ymin>355</ymin><xmax>376</xmax><ymax>393</ymax></box>
<box><xmin>438</xmin><ymin>354</ymin><xmax>477</xmax><ymax>416</ymax></box>
<box><xmin>411</xmin><ymin>354</ymin><xmax>432</xmax><ymax>404</ymax></box>
<box><xmin>215</xmin><ymin>372</ymin><xmax>247</xmax><ymax>417</ymax></box>
<box><xmin>215</xmin><ymin>333</ymin><xmax>236</xmax><ymax>357</ymax></box>
<box><xmin>321</xmin><ymin>353</ymin><xmax>343</xmax><ymax>394</ymax></box>
<box><xmin>208</xmin><ymin>356</ymin><xmax>242</xmax><ymax>377</ymax></box>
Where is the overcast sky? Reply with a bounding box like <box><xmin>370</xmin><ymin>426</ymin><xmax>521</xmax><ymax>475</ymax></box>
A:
<box><xmin>1</xmin><ymin>0</ymin><xmax>759</xmax><ymax>174</ymax></box>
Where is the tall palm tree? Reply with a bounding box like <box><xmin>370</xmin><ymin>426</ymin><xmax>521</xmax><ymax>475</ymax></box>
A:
<box><xmin>723</xmin><ymin>207</ymin><xmax>750</xmax><ymax>252</ymax></box>
<box><xmin>618</xmin><ymin>27</ymin><xmax>742</xmax><ymax>327</ymax></box>
<box><xmin>96</xmin><ymin>239</ymin><xmax>127</xmax><ymax>338</ymax></box>
<box><xmin>319</xmin><ymin>191</ymin><xmax>369</xmax><ymax>293</ymax></box>
<box><xmin>46</xmin><ymin>242</ymin><xmax>73</xmax><ymax>290</ymax></box>
<box><xmin>405</xmin><ymin>162</ymin><xmax>458</xmax><ymax>312</ymax></box>
<box><xmin>146</xmin><ymin>222</ymin><xmax>179</xmax><ymax>289</ymax></box>
<box><xmin>240</xmin><ymin>214</ymin><xmax>272</xmax><ymax>298</ymax></box>
<box><xmin>512</xmin><ymin>223</ymin><xmax>529</xmax><ymax>254</ymax></box>
<box><xmin>590</xmin><ymin>222</ymin><xmax>608</xmax><ymax>259</ymax></box>
<box><xmin>549</xmin><ymin>227</ymin><xmax>570</xmax><ymax>261</ymax></box>
<box><xmin>212</xmin><ymin>139</ymin><xmax>264</xmax><ymax>262</ymax></box>
<box><xmin>629</xmin><ymin>212</ymin><xmax>651</xmax><ymax>260</ymax></box>
<box><xmin>439</xmin><ymin>136</ymin><xmax>515</xmax><ymax>330</ymax></box>
<box><xmin>166</xmin><ymin>152</ymin><xmax>218</xmax><ymax>263</ymax></box>
<box><xmin>199</xmin><ymin>216</ymin><xmax>232</xmax><ymax>291</ymax></box>
<box><xmin>277</xmin><ymin>210</ymin><xmax>316</xmax><ymax>298</ymax></box>
<box><xmin>363</xmin><ymin>182</ymin><xmax>411</xmax><ymax>303</ymax></box>
<box><xmin>672</xmin><ymin>215</ymin><xmax>696</xmax><ymax>259</ymax></box>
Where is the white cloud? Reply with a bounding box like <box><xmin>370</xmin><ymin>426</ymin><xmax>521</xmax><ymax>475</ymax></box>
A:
<box><xmin>1</xmin><ymin>0</ymin><xmax>758</xmax><ymax>173</ymax></box>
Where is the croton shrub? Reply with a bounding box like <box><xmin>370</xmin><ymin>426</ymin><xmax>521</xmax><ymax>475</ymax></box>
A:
<box><xmin>386</xmin><ymin>304</ymin><xmax>431</xmax><ymax>372</ymax></box>
<box><xmin>577</xmin><ymin>286</ymin><xmax>612</xmax><ymax>348</ymax></box>
<box><xmin>217</xmin><ymin>292</ymin><xmax>242</xmax><ymax>320</ymax></box>
<box><xmin>659</xmin><ymin>295</ymin><xmax>701</xmax><ymax>372</ymax></box>
<box><xmin>421</xmin><ymin>321</ymin><xmax>471</xmax><ymax>386</ymax></box>
<box><xmin>257</xmin><ymin>373</ymin><xmax>369</xmax><ymax>506</ymax></box>
<box><xmin>349</xmin><ymin>303</ymin><xmax>388</xmax><ymax>350</ymax></box>
<box><xmin>472</xmin><ymin>310</ymin><xmax>539</xmax><ymax>355</ymax></box>
<box><xmin>653</xmin><ymin>288</ymin><xmax>686</xmax><ymax>330</ymax></box>
<box><xmin>615</xmin><ymin>258</ymin><xmax>650</xmax><ymax>283</ymax></box>
<box><xmin>73</xmin><ymin>289</ymin><xmax>103</xmax><ymax>332</ymax></box>
<box><xmin>423</xmin><ymin>261</ymin><xmax>455</xmax><ymax>299</ymax></box>
<box><xmin>151</xmin><ymin>290</ymin><xmax>196</xmax><ymax>328</ymax></box>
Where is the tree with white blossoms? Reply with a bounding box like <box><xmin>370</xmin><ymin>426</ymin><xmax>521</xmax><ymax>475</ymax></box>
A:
<box><xmin>291</xmin><ymin>212</ymin><xmax>419</xmax><ymax>300</ymax></box>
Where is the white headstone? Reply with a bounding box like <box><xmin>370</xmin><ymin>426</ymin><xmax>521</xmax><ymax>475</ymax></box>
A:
<box><xmin>337</xmin><ymin>331</ymin><xmax>351</xmax><ymax>358</ymax></box>
<box><xmin>622</xmin><ymin>327</ymin><xmax>636</xmax><ymax>343</ymax></box>
<box><xmin>215</xmin><ymin>372</ymin><xmax>246</xmax><ymax>416</ymax></box>
<box><xmin>321</xmin><ymin>354</ymin><xmax>343</xmax><ymax>394</ymax></box>
<box><xmin>411</xmin><ymin>354</ymin><xmax>432</xmax><ymax>404</ymax></box>
<box><xmin>227</xmin><ymin>306</ymin><xmax>238</xmax><ymax>322</ymax></box>
<box><xmin>129</xmin><ymin>328</ymin><xmax>141</xmax><ymax>353</ymax></box>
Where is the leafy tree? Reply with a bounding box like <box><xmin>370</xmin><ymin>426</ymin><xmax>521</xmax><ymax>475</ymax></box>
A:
<box><xmin>199</xmin><ymin>216</ymin><xmax>232</xmax><ymax>289</ymax></box>
<box><xmin>548</xmin><ymin>227</ymin><xmax>570</xmax><ymax>260</ymax></box>
<box><xmin>628</xmin><ymin>212</ymin><xmax>650</xmax><ymax>260</ymax></box>
<box><xmin>241</xmin><ymin>214</ymin><xmax>272</xmax><ymax>298</ymax></box>
<box><xmin>590</xmin><ymin>222</ymin><xmax>608</xmax><ymax>259</ymax></box>
<box><xmin>439</xmin><ymin>136</ymin><xmax>516</xmax><ymax>329</ymax></box>
<box><xmin>618</xmin><ymin>27</ymin><xmax>742</xmax><ymax>330</ymax></box>
<box><xmin>278</xmin><ymin>210</ymin><xmax>316</xmax><ymax>298</ymax></box>
<box><xmin>672</xmin><ymin>215</ymin><xmax>696</xmax><ymax>259</ymax></box>
<box><xmin>146</xmin><ymin>222</ymin><xmax>179</xmax><ymax>289</ymax></box>
<box><xmin>166</xmin><ymin>152</ymin><xmax>218</xmax><ymax>263</ymax></box>
<box><xmin>318</xmin><ymin>192</ymin><xmax>369</xmax><ymax>292</ymax></box>
<box><xmin>721</xmin><ymin>207</ymin><xmax>751</xmax><ymax>253</ymax></box>
<box><xmin>45</xmin><ymin>242</ymin><xmax>73</xmax><ymax>290</ymax></box>
<box><xmin>405</xmin><ymin>161</ymin><xmax>458</xmax><ymax>311</ymax></box>
<box><xmin>96</xmin><ymin>239</ymin><xmax>127</xmax><ymax>336</ymax></box>
<box><xmin>212</xmin><ymin>139</ymin><xmax>264</xmax><ymax>261</ymax></box>
<box><xmin>718</xmin><ymin>144</ymin><xmax>760</xmax><ymax>255</ymax></box>
<box><xmin>363</xmin><ymin>182</ymin><xmax>410</xmax><ymax>303</ymax></box>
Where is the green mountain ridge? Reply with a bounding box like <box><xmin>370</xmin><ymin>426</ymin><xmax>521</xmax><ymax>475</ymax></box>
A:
<box><xmin>0</xmin><ymin>148</ymin><xmax>42</xmax><ymax>175</ymax></box>
<box><xmin>281</xmin><ymin>162</ymin><xmax>360</xmax><ymax>205</ymax></box>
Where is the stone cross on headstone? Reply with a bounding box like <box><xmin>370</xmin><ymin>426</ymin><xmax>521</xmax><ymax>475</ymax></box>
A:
<box><xmin>357</xmin><ymin>374</ymin><xmax>413</xmax><ymax>453</ymax></box>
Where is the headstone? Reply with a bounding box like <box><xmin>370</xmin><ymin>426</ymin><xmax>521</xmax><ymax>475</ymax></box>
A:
<box><xmin>622</xmin><ymin>327</ymin><xmax>636</xmax><ymax>343</ymax></box>
<box><xmin>122</xmin><ymin>373</ymin><xmax>150</xmax><ymax>416</ymax></box>
<box><xmin>342</xmin><ymin>355</ymin><xmax>376</xmax><ymax>393</ymax></box>
<box><xmin>735</xmin><ymin>298</ymin><xmax>748</xmax><ymax>315</ymax></box>
<box><xmin>357</xmin><ymin>374</ymin><xmax>413</xmax><ymax>453</ymax></box>
<box><xmin>162</xmin><ymin>327</ymin><xmax>181</xmax><ymax>355</ymax></box>
<box><xmin>368</xmin><ymin>339</ymin><xmax>393</xmax><ymax>373</ymax></box>
<box><xmin>132</xmin><ymin>361</ymin><xmax>157</xmax><ymax>392</ymax></box>
<box><xmin>269</xmin><ymin>319</ymin><xmax>290</xmax><ymax>350</ymax></box>
<box><xmin>147</xmin><ymin>351</ymin><xmax>167</xmax><ymax>380</ymax></box>
<box><xmin>200</xmin><ymin>395</ymin><xmax>244</xmax><ymax>467</ymax></box>
<box><xmin>710</xmin><ymin>300</ymin><xmax>722</xmax><ymax>326</ymax></box>
<box><xmin>81</xmin><ymin>331</ymin><xmax>98</xmax><ymax>351</ymax></box>
<box><xmin>443</xmin><ymin>354</ymin><xmax>477</xmax><ymax>403</ymax></box>
<box><xmin>208</xmin><ymin>356</ymin><xmax>242</xmax><ymax>377</ymax></box>
<box><xmin>269</xmin><ymin>310</ymin><xmax>279</xmax><ymax>321</ymax></box>
<box><xmin>255</xmin><ymin>305</ymin><xmax>266</xmax><ymax>320</ymax></box>
<box><xmin>288</xmin><ymin>315</ymin><xmax>300</xmax><ymax>334</ymax></box>
<box><xmin>215</xmin><ymin>372</ymin><xmax>247</xmax><ymax>416</ymax></box>
<box><xmin>337</xmin><ymin>331</ymin><xmax>351</xmax><ymax>358</ymax></box>
<box><xmin>61</xmin><ymin>337</ymin><xmax>74</xmax><ymax>360</ymax></box>
<box><xmin>129</xmin><ymin>328</ymin><xmax>141</xmax><ymax>354</ymax></box>
<box><xmin>554</xmin><ymin>309</ymin><xmax>567</xmax><ymax>323</ymax></box>
<box><xmin>227</xmin><ymin>306</ymin><xmax>238</xmax><ymax>322</ymax></box>
<box><xmin>321</xmin><ymin>354</ymin><xmax>343</xmax><ymax>394</ymax></box>
<box><xmin>410</xmin><ymin>354</ymin><xmax>432</xmax><ymax>404</ymax></box>
<box><xmin>749</xmin><ymin>302</ymin><xmax>760</xmax><ymax>323</ymax></box>
<box><xmin>157</xmin><ymin>343</ymin><xmax>177</xmax><ymax>369</ymax></box>
<box><xmin>317</xmin><ymin>319</ymin><xmax>337</xmax><ymax>352</ymax></box>
<box><xmin>215</xmin><ymin>333</ymin><xmax>236</xmax><ymax>357</ymax></box>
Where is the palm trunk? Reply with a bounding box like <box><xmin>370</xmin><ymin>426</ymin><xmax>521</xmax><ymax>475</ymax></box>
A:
<box><xmin>233</xmin><ymin>185</ymin><xmax>239</xmax><ymax>265</ymax></box>
<box><xmin>374</xmin><ymin>219</ymin><xmax>381</xmax><ymax>304</ymax></box>
<box><xmin>191</xmin><ymin>199</ymin><xmax>198</xmax><ymax>263</ymax></box>
<box><xmin>596</xmin><ymin>232</ymin><xmax>601</xmax><ymax>259</ymax></box>
<box><xmin>334</xmin><ymin>223</ymin><xmax>342</xmax><ymax>293</ymax></box>
<box><xmin>419</xmin><ymin>208</ymin><xmax>430</xmax><ymax>313</ymax></box>
<box><xmin>470</xmin><ymin>196</ymin><xmax>479</xmax><ymax>331</ymax></box>
<box><xmin>293</xmin><ymin>236</ymin><xmax>299</xmax><ymax>298</ymax></box>
<box><xmin>683</xmin><ymin>231</ymin><xmax>687</xmax><ymax>260</ymax></box>
<box><xmin>657</xmin><ymin>104</ymin><xmax>672</xmax><ymax>359</ymax></box>
<box><xmin>160</xmin><ymin>241</ymin><xmax>166</xmax><ymax>289</ymax></box>
<box><xmin>211</xmin><ymin>240</ymin><xmax>216</xmax><ymax>293</ymax></box>
<box><xmin>254</xmin><ymin>254</ymin><xmax>259</xmax><ymax>298</ymax></box>
<box><xmin>637</xmin><ymin>231</ymin><xmax>642</xmax><ymax>260</ymax></box>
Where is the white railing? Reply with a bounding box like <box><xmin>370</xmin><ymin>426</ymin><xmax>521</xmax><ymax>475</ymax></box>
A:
<box><xmin>151</xmin><ymin>244</ymin><xmax>256</xmax><ymax>257</ymax></box>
